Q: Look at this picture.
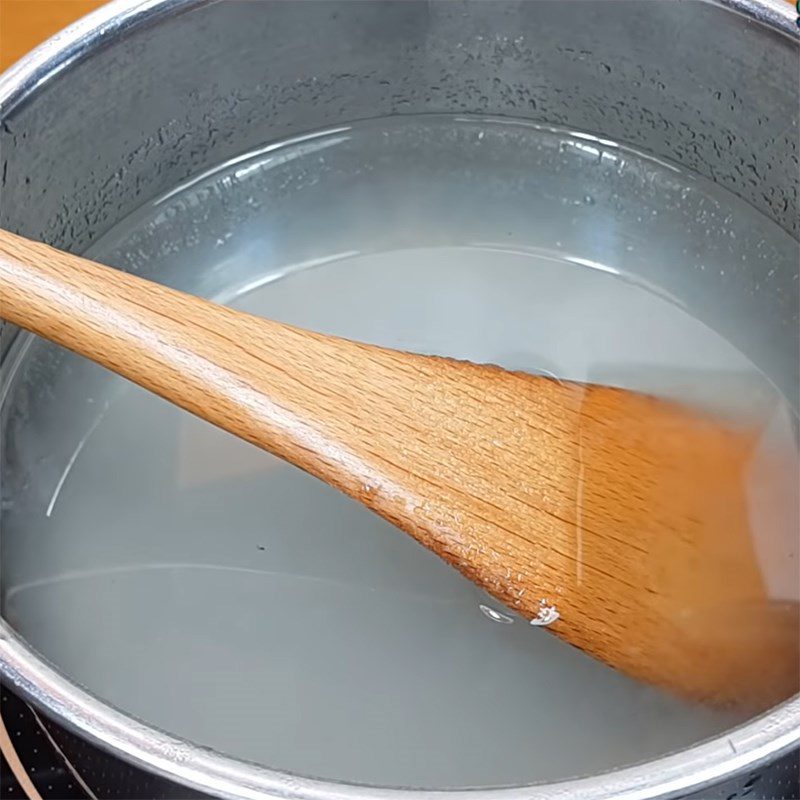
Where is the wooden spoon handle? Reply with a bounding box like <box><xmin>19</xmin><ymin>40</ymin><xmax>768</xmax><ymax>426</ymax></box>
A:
<box><xmin>0</xmin><ymin>228</ymin><xmax>457</xmax><ymax>528</ymax></box>
<box><xmin>0</xmin><ymin>228</ymin><xmax>290</xmax><ymax>377</ymax></box>
<box><xmin>0</xmin><ymin>228</ymin><xmax>241</xmax><ymax>359</ymax></box>
<box><xmin>0</xmin><ymin>229</ymin><xmax>337</xmax><ymax>464</ymax></box>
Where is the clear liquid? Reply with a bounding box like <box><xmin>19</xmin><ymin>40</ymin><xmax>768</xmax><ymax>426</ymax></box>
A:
<box><xmin>2</xmin><ymin>116</ymin><xmax>797</xmax><ymax>788</ymax></box>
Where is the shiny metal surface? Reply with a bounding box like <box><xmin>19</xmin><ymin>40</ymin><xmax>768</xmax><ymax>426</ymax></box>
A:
<box><xmin>0</xmin><ymin>1</ymin><xmax>798</xmax><ymax>798</ymax></box>
<box><xmin>712</xmin><ymin>0</ymin><xmax>799</xmax><ymax>34</ymax></box>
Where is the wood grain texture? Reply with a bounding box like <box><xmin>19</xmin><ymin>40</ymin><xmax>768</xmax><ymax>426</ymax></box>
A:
<box><xmin>0</xmin><ymin>228</ymin><xmax>797</xmax><ymax>710</ymax></box>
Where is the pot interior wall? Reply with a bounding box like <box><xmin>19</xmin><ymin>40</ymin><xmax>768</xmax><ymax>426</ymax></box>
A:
<box><xmin>1</xmin><ymin>0</ymin><xmax>798</xmax><ymax>380</ymax></box>
<box><xmin>2</xmin><ymin>0</ymin><xmax>797</xmax><ymax>388</ymax></box>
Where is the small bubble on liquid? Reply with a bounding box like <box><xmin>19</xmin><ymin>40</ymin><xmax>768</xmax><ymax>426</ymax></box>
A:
<box><xmin>479</xmin><ymin>604</ymin><xmax>514</xmax><ymax>624</ymax></box>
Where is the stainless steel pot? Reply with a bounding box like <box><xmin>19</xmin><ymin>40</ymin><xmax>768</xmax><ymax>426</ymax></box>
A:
<box><xmin>0</xmin><ymin>1</ymin><xmax>798</xmax><ymax>798</ymax></box>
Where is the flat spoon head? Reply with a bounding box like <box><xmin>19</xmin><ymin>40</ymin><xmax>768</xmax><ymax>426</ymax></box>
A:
<box><xmin>286</xmin><ymin>339</ymin><xmax>798</xmax><ymax>711</ymax></box>
<box><xmin>1</xmin><ymin>228</ymin><xmax>797</xmax><ymax>710</ymax></box>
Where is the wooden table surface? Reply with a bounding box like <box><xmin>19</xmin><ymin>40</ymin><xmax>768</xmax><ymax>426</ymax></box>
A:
<box><xmin>0</xmin><ymin>0</ymin><xmax>107</xmax><ymax>72</ymax></box>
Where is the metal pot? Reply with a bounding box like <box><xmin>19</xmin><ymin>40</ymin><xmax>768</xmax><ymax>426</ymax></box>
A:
<box><xmin>0</xmin><ymin>1</ymin><xmax>798</xmax><ymax>798</ymax></box>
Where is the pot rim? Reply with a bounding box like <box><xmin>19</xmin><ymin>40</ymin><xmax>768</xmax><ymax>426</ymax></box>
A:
<box><xmin>0</xmin><ymin>1</ymin><xmax>798</xmax><ymax>798</ymax></box>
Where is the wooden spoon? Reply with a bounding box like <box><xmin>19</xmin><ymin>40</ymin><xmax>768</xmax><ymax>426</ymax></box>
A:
<box><xmin>1</xmin><ymin>228</ymin><xmax>797</xmax><ymax>710</ymax></box>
